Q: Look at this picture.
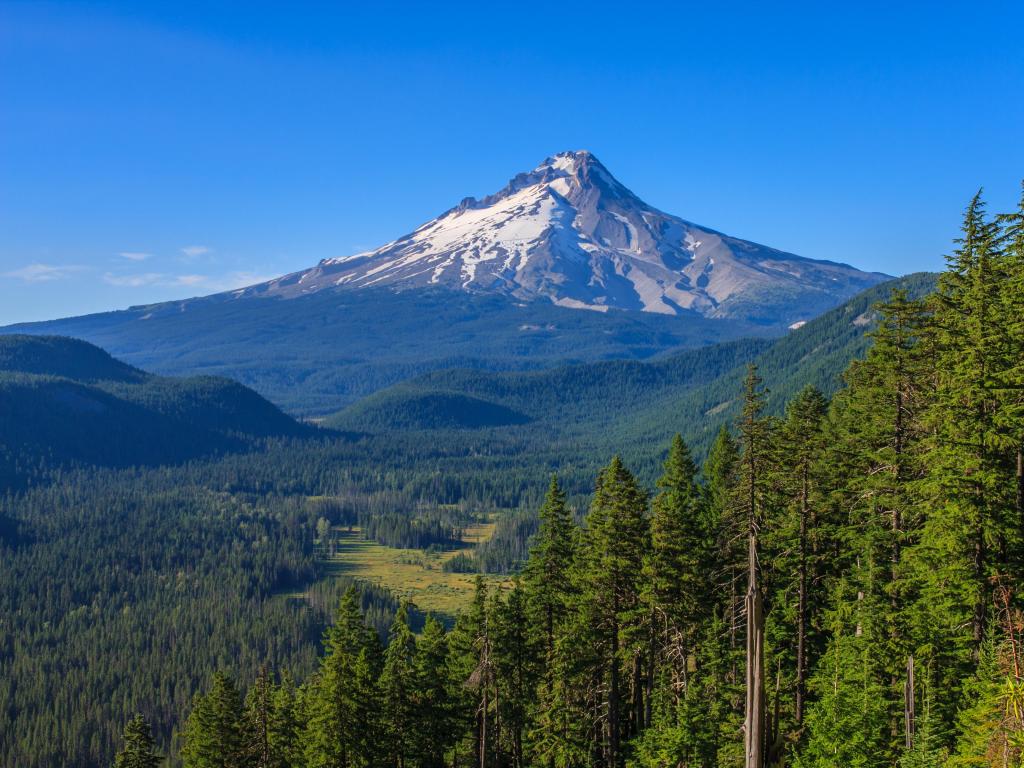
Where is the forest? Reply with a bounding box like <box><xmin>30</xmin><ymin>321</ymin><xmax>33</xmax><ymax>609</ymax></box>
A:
<box><xmin>4</xmin><ymin>187</ymin><xmax>1024</xmax><ymax>767</ymax></box>
<box><xmin>115</xmin><ymin>187</ymin><xmax>1024</xmax><ymax>767</ymax></box>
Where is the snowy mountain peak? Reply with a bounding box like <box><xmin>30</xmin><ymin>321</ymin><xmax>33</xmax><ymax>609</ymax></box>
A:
<box><xmin>249</xmin><ymin>152</ymin><xmax>887</xmax><ymax>325</ymax></box>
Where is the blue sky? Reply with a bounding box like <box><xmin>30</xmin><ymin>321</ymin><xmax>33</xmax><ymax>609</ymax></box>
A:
<box><xmin>1</xmin><ymin>1</ymin><xmax>1022</xmax><ymax>325</ymax></box>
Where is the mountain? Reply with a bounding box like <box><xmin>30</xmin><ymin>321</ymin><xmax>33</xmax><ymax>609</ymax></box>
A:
<box><xmin>246</xmin><ymin>150</ymin><xmax>887</xmax><ymax>324</ymax></box>
<box><xmin>0</xmin><ymin>335</ymin><xmax>312</xmax><ymax>487</ymax></box>
<box><xmin>2</xmin><ymin>151</ymin><xmax>888</xmax><ymax>415</ymax></box>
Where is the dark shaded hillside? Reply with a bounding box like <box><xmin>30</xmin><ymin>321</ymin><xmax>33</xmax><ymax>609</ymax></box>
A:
<box><xmin>1</xmin><ymin>286</ymin><xmax>772</xmax><ymax>416</ymax></box>
<box><xmin>328</xmin><ymin>336</ymin><xmax>773</xmax><ymax>431</ymax></box>
<box><xmin>0</xmin><ymin>335</ymin><xmax>312</xmax><ymax>488</ymax></box>
<box><xmin>0</xmin><ymin>334</ymin><xmax>146</xmax><ymax>383</ymax></box>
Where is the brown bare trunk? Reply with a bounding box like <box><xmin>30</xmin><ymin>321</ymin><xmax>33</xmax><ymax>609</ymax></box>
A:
<box><xmin>745</xmin><ymin>533</ymin><xmax>765</xmax><ymax>768</ymax></box>
<box><xmin>796</xmin><ymin>465</ymin><xmax>808</xmax><ymax>727</ymax></box>
<box><xmin>904</xmin><ymin>655</ymin><xmax>915</xmax><ymax>750</ymax></box>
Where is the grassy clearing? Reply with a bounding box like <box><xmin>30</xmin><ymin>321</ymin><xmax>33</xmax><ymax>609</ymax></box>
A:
<box><xmin>315</xmin><ymin>522</ymin><xmax>508</xmax><ymax>619</ymax></box>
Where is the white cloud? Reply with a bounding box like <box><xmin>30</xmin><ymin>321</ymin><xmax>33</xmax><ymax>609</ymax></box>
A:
<box><xmin>181</xmin><ymin>245</ymin><xmax>212</xmax><ymax>260</ymax></box>
<box><xmin>101</xmin><ymin>270</ymin><xmax>273</xmax><ymax>292</ymax></box>
<box><xmin>194</xmin><ymin>271</ymin><xmax>275</xmax><ymax>292</ymax></box>
<box><xmin>174</xmin><ymin>274</ymin><xmax>208</xmax><ymax>286</ymax></box>
<box><xmin>103</xmin><ymin>272</ymin><xmax>166</xmax><ymax>287</ymax></box>
<box><xmin>118</xmin><ymin>251</ymin><xmax>152</xmax><ymax>262</ymax></box>
<box><xmin>3</xmin><ymin>263</ymin><xmax>84</xmax><ymax>282</ymax></box>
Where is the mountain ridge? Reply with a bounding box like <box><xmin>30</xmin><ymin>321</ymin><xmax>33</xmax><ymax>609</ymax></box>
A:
<box><xmin>240</xmin><ymin>150</ymin><xmax>888</xmax><ymax>325</ymax></box>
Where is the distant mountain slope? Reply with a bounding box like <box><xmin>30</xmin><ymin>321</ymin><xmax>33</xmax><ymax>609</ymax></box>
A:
<box><xmin>327</xmin><ymin>336</ymin><xmax>773</xmax><ymax>432</ymax></box>
<box><xmin>0</xmin><ymin>336</ymin><xmax>312</xmax><ymax>487</ymax></box>
<box><xmin>2</xmin><ymin>288</ymin><xmax>764</xmax><ymax>416</ymax></box>
<box><xmin>253</xmin><ymin>151</ymin><xmax>888</xmax><ymax>324</ymax></box>
<box><xmin>328</xmin><ymin>273</ymin><xmax>938</xmax><ymax>465</ymax></box>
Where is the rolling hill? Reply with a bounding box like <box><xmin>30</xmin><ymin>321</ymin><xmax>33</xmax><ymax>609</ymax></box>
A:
<box><xmin>0</xmin><ymin>335</ymin><xmax>313</xmax><ymax>488</ymax></box>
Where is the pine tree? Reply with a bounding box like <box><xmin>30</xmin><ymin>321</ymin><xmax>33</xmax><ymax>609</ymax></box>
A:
<box><xmin>380</xmin><ymin>603</ymin><xmax>418</xmax><ymax>768</ymax></box>
<box><xmin>493</xmin><ymin>582</ymin><xmax>535</xmax><ymax>768</ymax></box>
<box><xmin>112</xmin><ymin>714</ymin><xmax>161</xmax><ymax>768</ymax></box>
<box><xmin>763</xmin><ymin>385</ymin><xmax>829</xmax><ymax>736</ymax></box>
<box><xmin>642</xmin><ymin>433</ymin><xmax>710</xmax><ymax>745</ymax></box>
<box><xmin>911</xmin><ymin>191</ymin><xmax>1010</xmax><ymax>737</ymax></box>
<box><xmin>414</xmin><ymin>615</ymin><xmax>456</xmax><ymax>768</ymax></box>
<box><xmin>182</xmin><ymin>672</ymin><xmax>245</xmax><ymax>768</ymax></box>
<box><xmin>243</xmin><ymin>667</ymin><xmax>273</xmax><ymax>768</ymax></box>
<box><xmin>303</xmin><ymin>587</ymin><xmax>380</xmax><ymax>768</ymax></box>
<box><xmin>523</xmin><ymin>475</ymin><xmax>576</xmax><ymax>669</ymax></box>
<box><xmin>448</xmin><ymin>576</ymin><xmax>492</xmax><ymax>768</ymax></box>
<box><xmin>268</xmin><ymin>670</ymin><xmax>300</xmax><ymax>768</ymax></box>
<box><xmin>796</xmin><ymin>591</ymin><xmax>891</xmax><ymax>768</ymax></box>
<box><xmin>704</xmin><ymin>425</ymin><xmax>746</xmax><ymax>763</ymax></box>
<box><xmin>737</xmin><ymin>364</ymin><xmax>771</xmax><ymax>768</ymax></box>
<box><xmin>578</xmin><ymin>455</ymin><xmax>650</xmax><ymax>767</ymax></box>
<box><xmin>523</xmin><ymin>475</ymin><xmax>577</xmax><ymax>768</ymax></box>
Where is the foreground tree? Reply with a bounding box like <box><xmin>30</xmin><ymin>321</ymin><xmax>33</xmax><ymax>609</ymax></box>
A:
<box><xmin>112</xmin><ymin>715</ymin><xmax>161</xmax><ymax>768</ymax></box>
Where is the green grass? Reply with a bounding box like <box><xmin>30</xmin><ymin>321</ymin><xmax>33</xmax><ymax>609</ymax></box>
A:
<box><xmin>312</xmin><ymin>523</ymin><xmax>507</xmax><ymax>619</ymax></box>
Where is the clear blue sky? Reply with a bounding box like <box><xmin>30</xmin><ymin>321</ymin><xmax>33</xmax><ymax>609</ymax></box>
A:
<box><xmin>2</xmin><ymin>1</ymin><xmax>1022</xmax><ymax>325</ymax></box>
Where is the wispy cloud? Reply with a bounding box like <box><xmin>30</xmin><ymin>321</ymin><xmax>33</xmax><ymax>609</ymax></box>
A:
<box><xmin>102</xmin><ymin>270</ymin><xmax>273</xmax><ymax>292</ymax></box>
<box><xmin>174</xmin><ymin>274</ymin><xmax>207</xmax><ymax>286</ymax></box>
<box><xmin>198</xmin><ymin>271</ymin><xmax>274</xmax><ymax>291</ymax></box>
<box><xmin>103</xmin><ymin>272</ymin><xmax>166</xmax><ymax>287</ymax></box>
<box><xmin>118</xmin><ymin>251</ymin><xmax>152</xmax><ymax>262</ymax></box>
<box><xmin>181</xmin><ymin>244</ymin><xmax>212</xmax><ymax>260</ymax></box>
<box><xmin>3</xmin><ymin>263</ymin><xmax>85</xmax><ymax>282</ymax></box>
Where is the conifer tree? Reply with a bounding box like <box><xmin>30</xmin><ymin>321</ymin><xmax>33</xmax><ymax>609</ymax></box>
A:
<box><xmin>523</xmin><ymin>475</ymin><xmax>576</xmax><ymax>667</ymax></box>
<box><xmin>447</xmin><ymin>577</ymin><xmax>492</xmax><ymax>768</ymax></box>
<box><xmin>911</xmin><ymin>191</ymin><xmax>1010</xmax><ymax>735</ymax></box>
<box><xmin>380</xmin><ymin>603</ymin><xmax>418</xmax><ymax>768</ymax></box>
<box><xmin>112</xmin><ymin>714</ymin><xmax>161</xmax><ymax>768</ymax></box>
<box><xmin>182</xmin><ymin>672</ymin><xmax>245</xmax><ymax>768</ymax></box>
<box><xmin>737</xmin><ymin>364</ymin><xmax>771</xmax><ymax>768</ymax></box>
<box><xmin>764</xmin><ymin>385</ymin><xmax>829</xmax><ymax>733</ymax></box>
<box><xmin>414</xmin><ymin>615</ymin><xmax>456</xmax><ymax>768</ymax></box>
<box><xmin>493</xmin><ymin>583</ymin><xmax>535</xmax><ymax>768</ymax></box>
<box><xmin>643</xmin><ymin>435</ymin><xmax>709</xmax><ymax>719</ymax></box>
<box><xmin>303</xmin><ymin>587</ymin><xmax>380</xmax><ymax>768</ymax></box>
<box><xmin>268</xmin><ymin>670</ymin><xmax>300</xmax><ymax>768</ymax></box>
<box><xmin>578</xmin><ymin>455</ymin><xmax>649</xmax><ymax>767</ymax></box>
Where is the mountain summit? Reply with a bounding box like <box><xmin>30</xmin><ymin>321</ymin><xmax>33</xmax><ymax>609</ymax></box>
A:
<box><xmin>246</xmin><ymin>150</ymin><xmax>887</xmax><ymax>323</ymax></box>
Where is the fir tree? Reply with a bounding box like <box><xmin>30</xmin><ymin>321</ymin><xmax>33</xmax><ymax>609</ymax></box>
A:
<box><xmin>579</xmin><ymin>455</ymin><xmax>650</xmax><ymax>767</ymax></box>
<box><xmin>112</xmin><ymin>714</ymin><xmax>161</xmax><ymax>768</ymax></box>
<box><xmin>413</xmin><ymin>615</ymin><xmax>456</xmax><ymax>768</ymax></box>
<box><xmin>380</xmin><ymin>603</ymin><xmax>418</xmax><ymax>768</ymax></box>
<box><xmin>182</xmin><ymin>672</ymin><xmax>245</xmax><ymax>768</ymax></box>
<box><xmin>303</xmin><ymin>587</ymin><xmax>380</xmax><ymax>768</ymax></box>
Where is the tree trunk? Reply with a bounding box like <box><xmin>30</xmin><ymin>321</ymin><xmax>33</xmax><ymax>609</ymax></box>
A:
<box><xmin>904</xmin><ymin>655</ymin><xmax>915</xmax><ymax>750</ymax></box>
<box><xmin>745</xmin><ymin>533</ymin><xmax>765</xmax><ymax>768</ymax></box>
<box><xmin>610</xmin><ymin>622</ymin><xmax>621</xmax><ymax>768</ymax></box>
<box><xmin>796</xmin><ymin>465</ymin><xmax>808</xmax><ymax>727</ymax></box>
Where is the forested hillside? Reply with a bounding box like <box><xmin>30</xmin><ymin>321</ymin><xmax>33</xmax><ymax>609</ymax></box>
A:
<box><xmin>108</xmin><ymin>187</ymin><xmax>1024</xmax><ymax>768</ymax></box>
<box><xmin>0</xmin><ymin>335</ymin><xmax>311</xmax><ymax>489</ymax></box>
<box><xmin>1</xmin><ymin>287</ymin><xmax>765</xmax><ymax>416</ymax></box>
<box><xmin>329</xmin><ymin>272</ymin><xmax>937</xmax><ymax>469</ymax></box>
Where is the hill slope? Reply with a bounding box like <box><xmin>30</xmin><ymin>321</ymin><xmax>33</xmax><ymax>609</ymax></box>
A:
<box><xmin>2</xmin><ymin>288</ymin><xmax>764</xmax><ymax>416</ymax></box>
<box><xmin>0</xmin><ymin>335</ymin><xmax>312</xmax><ymax>487</ymax></box>
<box><xmin>328</xmin><ymin>273</ymin><xmax>938</xmax><ymax>467</ymax></box>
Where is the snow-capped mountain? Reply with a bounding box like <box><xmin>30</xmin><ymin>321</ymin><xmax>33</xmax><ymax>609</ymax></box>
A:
<box><xmin>244</xmin><ymin>150</ymin><xmax>887</xmax><ymax>322</ymax></box>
